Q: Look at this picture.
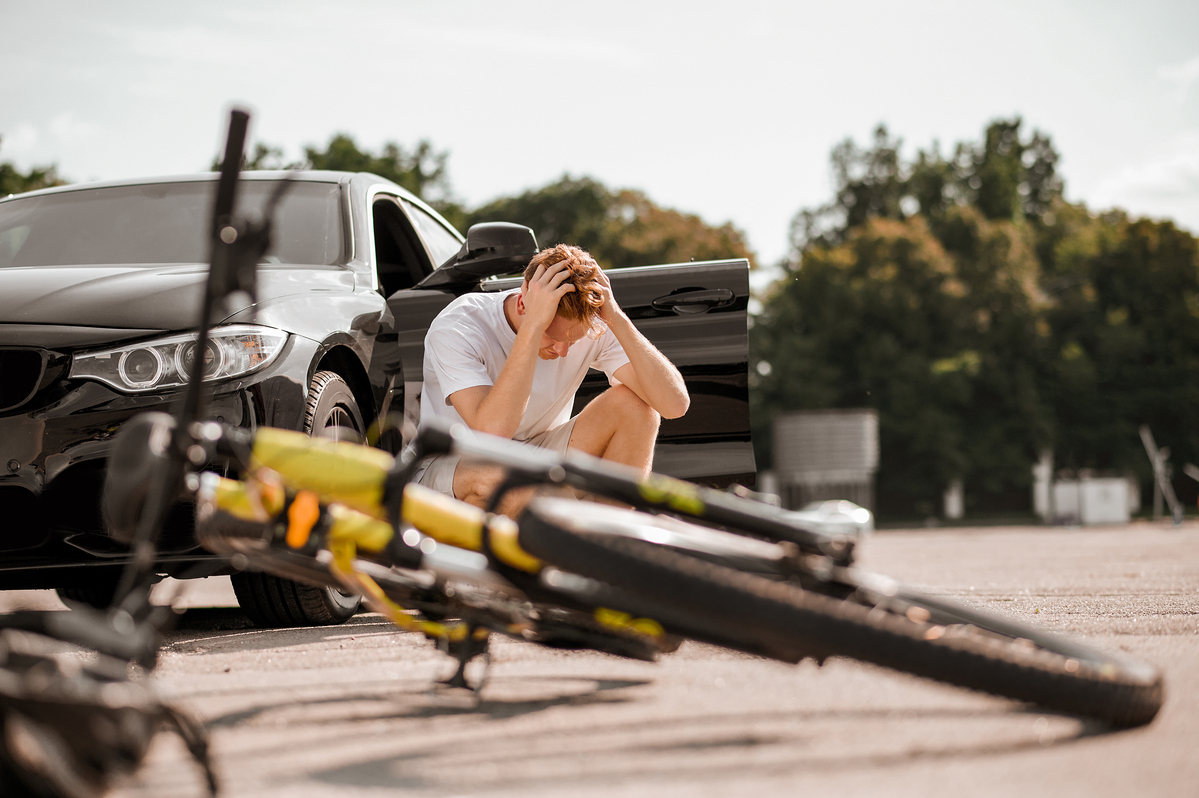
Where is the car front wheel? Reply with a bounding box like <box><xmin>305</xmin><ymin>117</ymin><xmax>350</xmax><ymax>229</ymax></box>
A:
<box><xmin>231</xmin><ymin>370</ymin><xmax>365</xmax><ymax>628</ymax></box>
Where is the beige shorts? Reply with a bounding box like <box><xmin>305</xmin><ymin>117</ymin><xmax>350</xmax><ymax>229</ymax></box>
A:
<box><xmin>413</xmin><ymin>417</ymin><xmax>578</xmax><ymax>497</ymax></box>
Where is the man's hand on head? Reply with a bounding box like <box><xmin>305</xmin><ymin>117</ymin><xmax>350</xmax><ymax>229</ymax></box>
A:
<box><xmin>463</xmin><ymin>259</ymin><xmax>576</xmax><ymax>439</ymax></box>
<box><xmin>520</xmin><ymin>260</ymin><xmax>575</xmax><ymax>333</ymax></box>
<box><xmin>593</xmin><ymin>263</ymin><xmax>622</xmax><ymax>325</ymax></box>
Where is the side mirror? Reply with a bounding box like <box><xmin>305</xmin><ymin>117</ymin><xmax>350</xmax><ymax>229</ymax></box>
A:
<box><xmin>416</xmin><ymin>222</ymin><xmax>538</xmax><ymax>293</ymax></box>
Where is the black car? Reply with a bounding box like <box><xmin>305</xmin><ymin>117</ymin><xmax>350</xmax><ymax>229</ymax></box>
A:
<box><xmin>0</xmin><ymin>171</ymin><xmax>754</xmax><ymax>625</ymax></box>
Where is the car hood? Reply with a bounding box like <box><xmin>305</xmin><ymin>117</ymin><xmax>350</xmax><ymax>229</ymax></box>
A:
<box><xmin>0</xmin><ymin>263</ymin><xmax>355</xmax><ymax>333</ymax></box>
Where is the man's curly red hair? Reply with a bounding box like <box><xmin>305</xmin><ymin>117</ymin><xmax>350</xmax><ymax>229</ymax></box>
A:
<box><xmin>524</xmin><ymin>244</ymin><xmax>606</xmax><ymax>334</ymax></box>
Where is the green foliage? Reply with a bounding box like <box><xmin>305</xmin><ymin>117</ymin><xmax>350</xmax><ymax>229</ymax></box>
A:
<box><xmin>754</xmin><ymin>209</ymin><xmax>1051</xmax><ymax>516</ymax></box>
<box><xmin>210</xmin><ymin>136</ymin><xmax>750</xmax><ymax>267</ymax></box>
<box><xmin>755</xmin><ymin>117</ymin><xmax>1197</xmax><ymax>519</ymax></box>
<box><xmin>794</xmin><ymin>118</ymin><xmax>1063</xmax><ymax>253</ymax></box>
<box><xmin>211</xmin><ymin>133</ymin><xmax>466</xmax><ymax>228</ymax></box>
<box><xmin>206</xmin><ymin>137</ymin><xmax>751</xmax><ymax>270</ymax></box>
<box><xmin>209</xmin><ymin>142</ymin><xmax>302</xmax><ymax>172</ymax></box>
<box><xmin>1042</xmin><ymin>214</ymin><xmax>1199</xmax><ymax>479</ymax></box>
<box><xmin>467</xmin><ymin>176</ymin><xmax>611</xmax><ymax>256</ymax></box>
<box><xmin>302</xmin><ymin>134</ymin><xmax>452</xmax><ymax>201</ymax></box>
<box><xmin>0</xmin><ymin>137</ymin><xmax>65</xmax><ymax>195</ymax></box>
<box><xmin>466</xmin><ymin>175</ymin><xmax>754</xmax><ymax>269</ymax></box>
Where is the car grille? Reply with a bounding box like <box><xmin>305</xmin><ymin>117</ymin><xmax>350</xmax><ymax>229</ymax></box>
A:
<box><xmin>0</xmin><ymin>349</ymin><xmax>48</xmax><ymax>412</ymax></box>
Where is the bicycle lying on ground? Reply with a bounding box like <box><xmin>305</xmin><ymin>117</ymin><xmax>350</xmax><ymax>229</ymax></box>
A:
<box><xmin>149</xmin><ymin>414</ymin><xmax>1162</xmax><ymax>729</ymax></box>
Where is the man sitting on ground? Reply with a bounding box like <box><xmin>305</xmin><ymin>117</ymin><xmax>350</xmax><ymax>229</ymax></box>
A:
<box><xmin>414</xmin><ymin>243</ymin><xmax>690</xmax><ymax>514</ymax></box>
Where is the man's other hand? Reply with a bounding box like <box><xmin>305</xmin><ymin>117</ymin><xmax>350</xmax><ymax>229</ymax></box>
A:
<box><xmin>593</xmin><ymin>264</ymin><xmax>622</xmax><ymax>324</ymax></box>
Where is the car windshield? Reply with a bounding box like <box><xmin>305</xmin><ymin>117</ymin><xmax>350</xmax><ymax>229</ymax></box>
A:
<box><xmin>0</xmin><ymin>180</ymin><xmax>344</xmax><ymax>268</ymax></box>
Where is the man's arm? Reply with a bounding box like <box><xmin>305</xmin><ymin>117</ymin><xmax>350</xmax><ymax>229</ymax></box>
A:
<box><xmin>597</xmin><ymin>272</ymin><xmax>690</xmax><ymax>420</ymax></box>
<box><xmin>448</xmin><ymin>261</ymin><xmax>574</xmax><ymax>438</ymax></box>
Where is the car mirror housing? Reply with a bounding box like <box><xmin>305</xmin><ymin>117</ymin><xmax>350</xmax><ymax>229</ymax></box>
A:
<box><xmin>416</xmin><ymin>222</ymin><xmax>538</xmax><ymax>293</ymax></box>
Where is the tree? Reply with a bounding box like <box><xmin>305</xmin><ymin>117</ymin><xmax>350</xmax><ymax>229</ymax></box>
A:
<box><xmin>212</xmin><ymin>134</ymin><xmax>465</xmax><ymax>228</ymax></box>
<box><xmin>793</xmin><ymin>118</ymin><xmax>1063</xmax><ymax>253</ymax></box>
<box><xmin>791</xmin><ymin>125</ymin><xmax>909</xmax><ymax>251</ymax></box>
<box><xmin>303</xmin><ymin>134</ymin><xmax>452</xmax><ymax>202</ymax></box>
<box><xmin>1042</xmin><ymin>212</ymin><xmax>1199</xmax><ymax>486</ymax></box>
<box><xmin>467</xmin><ymin>175</ymin><xmax>754</xmax><ymax>269</ymax></box>
<box><xmin>604</xmin><ymin>189</ymin><xmax>754</xmax><ymax>270</ymax></box>
<box><xmin>757</xmin><ymin>117</ymin><xmax>1199</xmax><ymax>519</ymax></box>
<box><xmin>0</xmin><ymin>136</ymin><xmax>65</xmax><ymax>195</ymax></box>
<box><xmin>209</xmin><ymin>137</ymin><xmax>752</xmax><ymax>269</ymax></box>
<box><xmin>307</xmin><ymin>134</ymin><xmax>467</xmax><ymax>229</ymax></box>
<box><xmin>209</xmin><ymin>142</ymin><xmax>301</xmax><ymax>172</ymax></box>
<box><xmin>756</xmin><ymin>119</ymin><xmax>1075</xmax><ymax>518</ymax></box>
<box><xmin>466</xmin><ymin>175</ymin><xmax>612</xmax><ymax>256</ymax></box>
<box><xmin>754</xmin><ymin>210</ymin><xmax>1050</xmax><ymax>517</ymax></box>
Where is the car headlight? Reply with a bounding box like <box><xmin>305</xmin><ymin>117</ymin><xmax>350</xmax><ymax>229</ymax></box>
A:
<box><xmin>69</xmin><ymin>325</ymin><xmax>289</xmax><ymax>393</ymax></box>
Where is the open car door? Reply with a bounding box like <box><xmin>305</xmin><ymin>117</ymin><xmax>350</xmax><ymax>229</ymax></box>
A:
<box><xmin>568</xmin><ymin>259</ymin><xmax>753</xmax><ymax>489</ymax></box>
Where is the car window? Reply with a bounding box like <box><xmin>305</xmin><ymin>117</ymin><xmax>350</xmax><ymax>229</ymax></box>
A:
<box><xmin>0</xmin><ymin>181</ymin><xmax>344</xmax><ymax>268</ymax></box>
<box><xmin>400</xmin><ymin>199</ymin><xmax>462</xmax><ymax>269</ymax></box>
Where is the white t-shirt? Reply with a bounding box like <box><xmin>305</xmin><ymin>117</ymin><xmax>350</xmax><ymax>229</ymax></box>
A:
<box><xmin>419</xmin><ymin>289</ymin><xmax>631</xmax><ymax>441</ymax></box>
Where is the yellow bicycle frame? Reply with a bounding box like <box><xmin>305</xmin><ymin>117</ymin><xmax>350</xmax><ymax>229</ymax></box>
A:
<box><xmin>209</xmin><ymin>427</ymin><xmax>661</xmax><ymax>646</ymax></box>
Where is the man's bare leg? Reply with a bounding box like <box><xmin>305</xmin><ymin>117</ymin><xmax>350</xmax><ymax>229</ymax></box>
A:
<box><xmin>451</xmin><ymin>461</ymin><xmax>533</xmax><ymax>517</ymax></box>
<box><xmin>566</xmin><ymin>385</ymin><xmax>660</xmax><ymax>478</ymax></box>
<box><xmin>451</xmin><ymin>386</ymin><xmax>659</xmax><ymax>517</ymax></box>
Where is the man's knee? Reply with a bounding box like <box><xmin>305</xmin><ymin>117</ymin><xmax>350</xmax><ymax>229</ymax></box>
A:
<box><xmin>568</xmin><ymin>387</ymin><xmax>659</xmax><ymax>468</ymax></box>
<box><xmin>607</xmin><ymin>385</ymin><xmax>660</xmax><ymax>433</ymax></box>
<box><xmin>453</xmin><ymin>463</ymin><xmax>505</xmax><ymax>508</ymax></box>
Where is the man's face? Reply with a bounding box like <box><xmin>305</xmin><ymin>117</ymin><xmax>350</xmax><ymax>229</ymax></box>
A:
<box><xmin>539</xmin><ymin>315</ymin><xmax>588</xmax><ymax>360</ymax></box>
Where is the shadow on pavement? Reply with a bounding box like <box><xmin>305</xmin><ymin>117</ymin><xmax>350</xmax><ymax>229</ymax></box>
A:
<box><xmin>206</xmin><ymin>676</ymin><xmax>652</xmax><ymax>729</ymax></box>
<box><xmin>302</xmin><ymin>702</ymin><xmax>1113</xmax><ymax>792</ymax></box>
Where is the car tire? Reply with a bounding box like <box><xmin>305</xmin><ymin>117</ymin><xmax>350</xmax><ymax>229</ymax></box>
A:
<box><xmin>230</xmin><ymin>571</ymin><xmax>361</xmax><ymax>628</ymax></box>
<box><xmin>304</xmin><ymin>370</ymin><xmax>365</xmax><ymax>442</ymax></box>
<box><xmin>232</xmin><ymin>370</ymin><xmax>365</xmax><ymax>628</ymax></box>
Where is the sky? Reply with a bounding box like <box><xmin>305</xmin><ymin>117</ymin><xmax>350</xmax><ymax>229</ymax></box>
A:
<box><xmin>2</xmin><ymin>0</ymin><xmax>1198</xmax><ymax>270</ymax></box>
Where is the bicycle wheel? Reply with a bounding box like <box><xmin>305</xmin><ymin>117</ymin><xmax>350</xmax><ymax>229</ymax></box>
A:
<box><xmin>518</xmin><ymin>498</ymin><xmax>1164</xmax><ymax>728</ymax></box>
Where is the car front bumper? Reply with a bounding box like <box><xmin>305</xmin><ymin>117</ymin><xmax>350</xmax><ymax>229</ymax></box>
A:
<box><xmin>0</xmin><ymin>333</ymin><xmax>317</xmax><ymax>588</ymax></box>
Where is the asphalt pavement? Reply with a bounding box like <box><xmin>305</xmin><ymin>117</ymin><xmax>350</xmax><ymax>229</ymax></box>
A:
<box><xmin>2</xmin><ymin>520</ymin><xmax>1195</xmax><ymax>797</ymax></box>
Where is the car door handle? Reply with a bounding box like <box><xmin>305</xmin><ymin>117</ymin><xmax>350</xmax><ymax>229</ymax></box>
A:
<box><xmin>651</xmin><ymin>288</ymin><xmax>736</xmax><ymax>315</ymax></box>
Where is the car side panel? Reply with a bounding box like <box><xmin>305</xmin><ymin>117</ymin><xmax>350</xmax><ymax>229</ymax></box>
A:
<box><xmin>577</xmin><ymin>260</ymin><xmax>754</xmax><ymax>487</ymax></box>
<box><xmin>381</xmin><ymin>290</ymin><xmax>459</xmax><ymax>448</ymax></box>
<box><xmin>224</xmin><ymin>287</ymin><xmax>390</xmax><ymax>425</ymax></box>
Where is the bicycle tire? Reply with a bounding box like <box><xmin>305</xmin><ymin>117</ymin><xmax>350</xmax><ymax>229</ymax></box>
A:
<box><xmin>518</xmin><ymin>498</ymin><xmax>1164</xmax><ymax>728</ymax></box>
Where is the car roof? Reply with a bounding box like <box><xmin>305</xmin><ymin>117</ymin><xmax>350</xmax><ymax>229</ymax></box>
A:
<box><xmin>1</xmin><ymin>170</ymin><xmax>417</xmax><ymax>203</ymax></box>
